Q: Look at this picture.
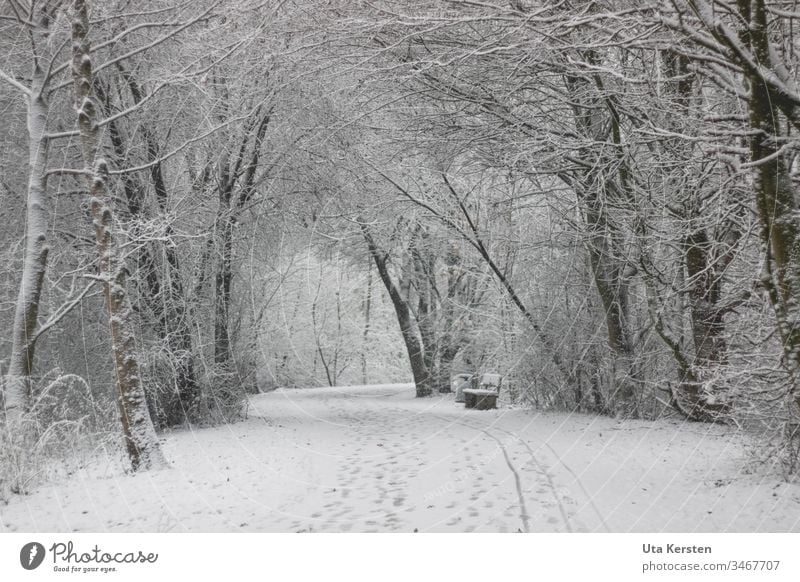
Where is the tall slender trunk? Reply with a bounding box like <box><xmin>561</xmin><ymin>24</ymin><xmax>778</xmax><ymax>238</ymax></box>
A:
<box><xmin>580</xmin><ymin>185</ymin><xmax>639</xmax><ymax>413</ymax></box>
<box><xmin>360</xmin><ymin>222</ymin><xmax>431</xmax><ymax>396</ymax></box>
<box><xmin>130</xmin><ymin>70</ymin><xmax>200</xmax><ymax>423</ymax></box>
<box><xmin>361</xmin><ymin>258</ymin><xmax>372</xmax><ymax>384</ymax></box>
<box><xmin>660</xmin><ymin>50</ymin><xmax>732</xmax><ymax>420</ymax></box>
<box><xmin>416</xmin><ymin>292</ymin><xmax>438</xmax><ymax>388</ymax></box>
<box><xmin>3</xmin><ymin>3</ymin><xmax>55</xmax><ymax>421</ymax></box>
<box><xmin>214</xmin><ymin>207</ymin><xmax>234</xmax><ymax>366</ymax></box>
<box><xmin>436</xmin><ymin>260</ymin><xmax>461</xmax><ymax>393</ymax></box>
<box><xmin>310</xmin><ymin>276</ymin><xmax>334</xmax><ymax>387</ymax></box>
<box><xmin>409</xmin><ymin>231</ymin><xmax>439</xmax><ymax>390</ymax></box>
<box><xmin>749</xmin><ymin>69</ymin><xmax>800</xmax><ymax>448</ymax></box>
<box><xmin>4</xmin><ymin>65</ymin><xmax>50</xmax><ymax>421</ymax></box>
<box><xmin>213</xmin><ymin>151</ymin><xmax>235</xmax><ymax>368</ymax></box>
<box><xmin>101</xmin><ymin>83</ymin><xmax>199</xmax><ymax>426</ymax></box>
<box><xmin>739</xmin><ymin>2</ymin><xmax>800</xmax><ymax>456</ymax></box>
<box><xmin>71</xmin><ymin>0</ymin><xmax>163</xmax><ymax>470</ymax></box>
<box><xmin>211</xmin><ymin>108</ymin><xmax>270</xmax><ymax>371</ymax></box>
<box><xmin>565</xmin><ymin>63</ymin><xmax>640</xmax><ymax>415</ymax></box>
<box><xmin>681</xmin><ymin>228</ymin><xmax>733</xmax><ymax>419</ymax></box>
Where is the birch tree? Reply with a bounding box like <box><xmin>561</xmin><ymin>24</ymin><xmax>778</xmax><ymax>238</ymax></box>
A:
<box><xmin>69</xmin><ymin>0</ymin><xmax>164</xmax><ymax>470</ymax></box>
<box><xmin>0</xmin><ymin>0</ymin><xmax>64</xmax><ymax>422</ymax></box>
<box><xmin>1</xmin><ymin>0</ymin><xmax>217</xmax><ymax>422</ymax></box>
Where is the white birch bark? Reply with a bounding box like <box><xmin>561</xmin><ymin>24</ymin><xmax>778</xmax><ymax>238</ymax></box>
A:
<box><xmin>3</xmin><ymin>13</ymin><xmax>52</xmax><ymax>423</ymax></box>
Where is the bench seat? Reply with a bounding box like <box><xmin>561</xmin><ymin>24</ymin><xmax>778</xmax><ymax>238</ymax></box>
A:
<box><xmin>463</xmin><ymin>388</ymin><xmax>499</xmax><ymax>410</ymax></box>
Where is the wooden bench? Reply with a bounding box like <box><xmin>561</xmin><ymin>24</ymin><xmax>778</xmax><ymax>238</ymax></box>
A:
<box><xmin>463</xmin><ymin>374</ymin><xmax>502</xmax><ymax>410</ymax></box>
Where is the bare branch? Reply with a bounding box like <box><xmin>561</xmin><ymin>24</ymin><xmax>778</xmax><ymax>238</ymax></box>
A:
<box><xmin>0</xmin><ymin>69</ymin><xmax>31</xmax><ymax>95</ymax></box>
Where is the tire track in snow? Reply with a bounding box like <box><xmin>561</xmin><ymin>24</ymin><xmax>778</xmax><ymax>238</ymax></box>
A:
<box><xmin>477</xmin><ymin>427</ymin><xmax>531</xmax><ymax>532</ymax></box>
<box><xmin>510</xmin><ymin>428</ymin><xmax>610</xmax><ymax>532</ymax></box>
<box><xmin>431</xmin><ymin>413</ymin><xmax>558</xmax><ymax>532</ymax></box>
<box><xmin>434</xmin><ymin>413</ymin><xmax>575</xmax><ymax>533</ymax></box>
<box><xmin>445</xmin><ymin>413</ymin><xmax>610</xmax><ymax>532</ymax></box>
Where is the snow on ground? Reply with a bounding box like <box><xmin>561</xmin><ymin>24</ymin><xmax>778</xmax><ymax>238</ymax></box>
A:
<box><xmin>1</xmin><ymin>383</ymin><xmax>799</xmax><ymax>533</ymax></box>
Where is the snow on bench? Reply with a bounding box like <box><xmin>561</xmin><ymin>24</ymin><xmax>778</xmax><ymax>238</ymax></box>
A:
<box><xmin>462</xmin><ymin>389</ymin><xmax>498</xmax><ymax>396</ymax></box>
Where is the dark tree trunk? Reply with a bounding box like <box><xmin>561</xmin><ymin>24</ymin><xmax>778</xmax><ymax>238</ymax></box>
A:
<box><xmin>436</xmin><ymin>248</ymin><xmax>468</xmax><ymax>393</ymax></box>
<box><xmin>580</xmin><ymin>186</ymin><xmax>640</xmax><ymax>414</ymax></box>
<box><xmin>738</xmin><ymin>2</ymin><xmax>800</xmax><ymax>455</ymax></box>
<box><xmin>682</xmin><ymin>229</ymin><xmax>731</xmax><ymax>419</ymax></box>
<box><xmin>563</xmin><ymin>64</ymin><xmax>641</xmax><ymax>415</ymax></box>
<box><xmin>211</xmin><ymin>108</ymin><xmax>271</xmax><ymax>373</ymax></box>
<box><xmin>100</xmin><ymin>78</ymin><xmax>200</xmax><ymax>426</ymax></box>
<box><xmin>214</xmin><ymin>209</ymin><xmax>234</xmax><ymax>366</ymax></box>
<box><xmin>361</xmin><ymin>257</ymin><xmax>372</xmax><ymax>384</ymax></box>
<box><xmin>360</xmin><ymin>222</ymin><xmax>432</xmax><ymax>396</ymax></box>
<box><xmin>409</xmin><ymin>227</ymin><xmax>440</xmax><ymax>390</ymax></box>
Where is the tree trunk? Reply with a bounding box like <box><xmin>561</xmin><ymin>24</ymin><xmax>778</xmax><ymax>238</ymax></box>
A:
<box><xmin>214</xmin><ymin>211</ymin><xmax>234</xmax><ymax>366</ymax></box>
<box><xmin>741</xmin><ymin>3</ymin><xmax>800</xmax><ymax>447</ymax></box>
<box><xmin>101</xmin><ymin>82</ymin><xmax>199</xmax><ymax>427</ymax></box>
<box><xmin>361</xmin><ymin>258</ymin><xmax>372</xmax><ymax>384</ymax></box>
<box><xmin>565</xmin><ymin>64</ymin><xmax>640</xmax><ymax>416</ymax></box>
<box><xmin>409</xmin><ymin>230</ymin><xmax>439</xmax><ymax>390</ymax></box>
<box><xmin>3</xmin><ymin>63</ymin><xmax>50</xmax><ymax>421</ymax></box>
<box><xmin>210</xmin><ymin>108</ymin><xmax>270</xmax><ymax>372</ymax></box>
<box><xmin>584</xmin><ymin>191</ymin><xmax>640</xmax><ymax>414</ymax></box>
<box><xmin>682</xmin><ymin>229</ymin><xmax>731</xmax><ymax>418</ymax></box>
<box><xmin>360</xmin><ymin>223</ymin><xmax>431</xmax><ymax>396</ymax></box>
<box><xmin>436</xmin><ymin>248</ymin><xmax>467</xmax><ymax>393</ymax></box>
<box><xmin>71</xmin><ymin>0</ymin><xmax>163</xmax><ymax>471</ymax></box>
<box><xmin>128</xmin><ymin>70</ymin><xmax>200</xmax><ymax>424</ymax></box>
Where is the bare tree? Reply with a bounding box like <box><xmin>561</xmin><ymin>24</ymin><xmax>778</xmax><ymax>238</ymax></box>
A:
<box><xmin>360</xmin><ymin>219</ymin><xmax>433</xmax><ymax>396</ymax></box>
<box><xmin>69</xmin><ymin>0</ymin><xmax>164</xmax><ymax>470</ymax></box>
<box><xmin>657</xmin><ymin>0</ymin><xmax>800</xmax><ymax>461</ymax></box>
<box><xmin>0</xmin><ymin>1</ymin><xmax>64</xmax><ymax>422</ymax></box>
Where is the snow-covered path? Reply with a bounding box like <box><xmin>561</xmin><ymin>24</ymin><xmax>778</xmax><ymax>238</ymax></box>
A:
<box><xmin>2</xmin><ymin>384</ymin><xmax>799</xmax><ymax>532</ymax></box>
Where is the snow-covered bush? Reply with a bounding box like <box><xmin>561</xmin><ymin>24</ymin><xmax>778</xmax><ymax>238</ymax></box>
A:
<box><xmin>0</xmin><ymin>371</ymin><xmax>121</xmax><ymax>502</ymax></box>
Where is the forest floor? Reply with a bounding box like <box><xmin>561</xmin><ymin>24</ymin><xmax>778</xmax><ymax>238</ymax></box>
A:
<box><xmin>1</xmin><ymin>383</ymin><xmax>799</xmax><ymax>533</ymax></box>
